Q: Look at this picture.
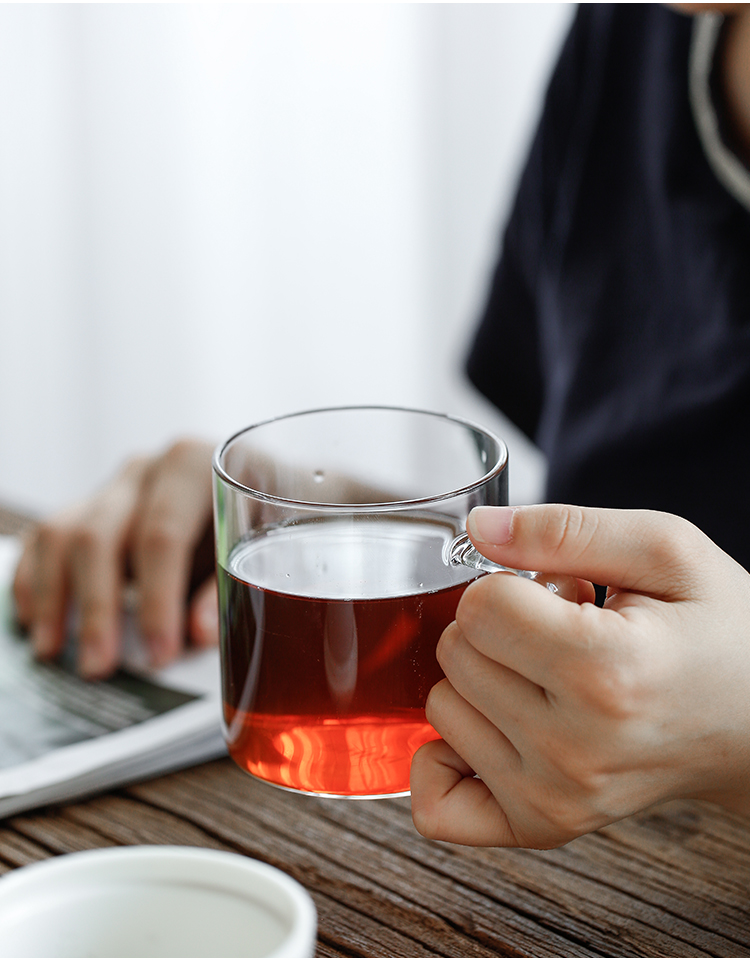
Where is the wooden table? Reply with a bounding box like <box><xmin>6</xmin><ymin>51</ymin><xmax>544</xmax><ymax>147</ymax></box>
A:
<box><xmin>1</xmin><ymin>506</ymin><xmax>749</xmax><ymax>957</ymax></box>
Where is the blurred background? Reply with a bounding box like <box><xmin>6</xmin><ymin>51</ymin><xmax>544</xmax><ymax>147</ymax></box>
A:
<box><xmin>0</xmin><ymin>3</ymin><xmax>573</xmax><ymax>516</ymax></box>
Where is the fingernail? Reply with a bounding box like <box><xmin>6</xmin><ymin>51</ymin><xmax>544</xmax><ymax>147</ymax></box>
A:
<box><xmin>32</xmin><ymin>623</ymin><xmax>56</xmax><ymax>659</ymax></box>
<box><xmin>468</xmin><ymin>506</ymin><xmax>516</xmax><ymax>545</ymax></box>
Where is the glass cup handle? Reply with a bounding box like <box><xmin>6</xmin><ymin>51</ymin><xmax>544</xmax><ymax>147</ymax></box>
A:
<box><xmin>445</xmin><ymin>532</ymin><xmax>559</xmax><ymax>594</ymax></box>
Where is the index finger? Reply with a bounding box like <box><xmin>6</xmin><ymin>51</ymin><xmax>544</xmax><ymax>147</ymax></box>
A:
<box><xmin>455</xmin><ymin>571</ymin><xmax>625</xmax><ymax>691</ymax></box>
<box><xmin>59</xmin><ymin>457</ymin><xmax>154</xmax><ymax>678</ymax></box>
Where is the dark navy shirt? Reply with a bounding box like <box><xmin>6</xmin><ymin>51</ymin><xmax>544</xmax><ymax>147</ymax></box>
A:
<box><xmin>467</xmin><ymin>4</ymin><xmax>750</xmax><ymax>569</ymax></box>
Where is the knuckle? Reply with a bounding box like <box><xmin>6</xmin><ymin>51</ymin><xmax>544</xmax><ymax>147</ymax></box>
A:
<box><xmin>35</xmin><ymin>520</ymin><xmax>66</xmax><ymax>554</ymax></box>
<box><xmin>162</xmin><ymin>438</ymin><xmax>206</xmax><ymax>471</ymax></box>
<box><xmin>136</xmin><ymin>500</ymin><xmax>191</xmax><ymax>555</ymax></box>
<box><xmin>165</xmin><ymin>439</ymin><xmax>192</xmax><ymax>462</ymax></box>
<box><xmin>120</xmin><ymin>453</ymin><xmax>150</xmax><ymax>478</ymax></box>
<box><xmin>637</xmin><ymin>511</ymin><xmax>705</xmax><ymax>587</ymax></box>
<box><xmin>454</xmin><ymin>574</ymin><xmax>493</xmax><ymax>634</ymax></box>
<box><xmin>569</xmin><ymin>653</ymin><xmax>645</xmax><ymax>720</ymax></box>
<box><xmin>410</xmin><ymin>787</ymin><xmax>441</xmax><ymax>840</ymax></box>
<box><xmin>424</xmin><ymin>677</ymin><xmax>452</xmax><ymax>727</ymax></box>
<box><xmin>435</xmin><ymin>621</ymin><xmax>462</xmax><ymax>669</ymax></box>
<box><xmin>529</xmin><ymin>744</ymin><xmax>613</xmax><ymax>842</ymax></box>
<box><xmin>593</xmin><ymin>668</ymin><xmax>640</xmax><ymax>719</ymax></box>
<box><xmin>548</xmin><ymin>742</ymin><xmax>607</xmax><ymax>795</ymax></box>
<box><xmin>537</xmin><ymin>505</ymin><xmax>598</xmax><ymax>563</ymax></box>
<box><xmin>70</xmin><ymin>523</ymin><xmax>105</xmax><ymax>559</ymax></box>
<box><xmin>139</xmin><ymin>519</ymin><xmax>182</xmax><ymax>556</ymax></box>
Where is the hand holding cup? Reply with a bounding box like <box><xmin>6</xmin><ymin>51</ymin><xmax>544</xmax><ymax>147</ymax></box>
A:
<box><xmin>411</xmin><ymin>503</ymin><xmax>750</xmax><ymax>848</ymax></box>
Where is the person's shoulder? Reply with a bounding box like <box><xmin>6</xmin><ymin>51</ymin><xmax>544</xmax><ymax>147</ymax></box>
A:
<box><xmin>557</xmin><ymin>3</ymin><xmax>693</xmax><ymax>82</ymax></box>
<box><xmin>569</xmin><ymin>3</ymin><xmax>692</xmax><ymax>42</ymax></box>
<box><xmin>538</xmin><ymin>1</ymin><xmax>694</xmax><ymax>167</ymax></box>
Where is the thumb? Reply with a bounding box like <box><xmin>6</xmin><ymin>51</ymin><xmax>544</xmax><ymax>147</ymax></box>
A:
<box><xmin>467</xmin><ymin>504</ymin><xmax>706</xmax><ymax>598</ymax></box>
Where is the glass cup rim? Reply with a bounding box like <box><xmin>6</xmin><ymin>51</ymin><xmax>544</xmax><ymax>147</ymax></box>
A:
<box><xmin>212</xmin><ymin>404</ymin><xmax>508</xmax><ymax>512</ymax></box>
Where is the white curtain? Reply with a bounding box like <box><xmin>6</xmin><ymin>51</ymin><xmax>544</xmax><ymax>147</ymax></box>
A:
<box><xmin>0</xmin><ymin>3</ymin><xmax>572</xmax><ymax>514</ymax></box>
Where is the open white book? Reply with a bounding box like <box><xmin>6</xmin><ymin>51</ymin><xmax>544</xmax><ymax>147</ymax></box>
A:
<box><xmin>0</xmin><ymin>536</ymin><xmax>226</xmax><ymax>819</ymax></box>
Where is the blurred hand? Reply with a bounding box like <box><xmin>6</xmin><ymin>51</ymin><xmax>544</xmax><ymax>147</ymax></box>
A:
<box><xmin>12</xmin><ymin>439</ymin><xmax>218</xmax><ymax>679</ymax></box>
<box><xmin>411</xmin><ymin>503</ymin><xmax>750</xmax><ymax>849</ymax></box>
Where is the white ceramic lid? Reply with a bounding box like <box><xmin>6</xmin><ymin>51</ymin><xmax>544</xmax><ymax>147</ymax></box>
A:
<box><xmin>0</xmin><ymin>845</ymin><xmax>317</xmax><ymax>958</ymax></box>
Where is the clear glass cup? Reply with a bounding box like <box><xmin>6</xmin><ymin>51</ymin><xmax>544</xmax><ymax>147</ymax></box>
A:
<box><xmin>212</xmin><ymin>405</ymin><xmax>516</xmax><ymax>799</ymax></box>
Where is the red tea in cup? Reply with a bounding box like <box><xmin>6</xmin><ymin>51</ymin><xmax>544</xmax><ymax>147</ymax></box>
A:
<box><xmin>219</xmin><ymin>516</ymin><xmax>478</xmax><ymax>796</ymax></box>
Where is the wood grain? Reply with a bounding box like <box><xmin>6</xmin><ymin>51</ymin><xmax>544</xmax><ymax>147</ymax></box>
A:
<box><xmin>2</xmin><ymin>759</ymin><xmax>747</xmax><ymax>958</ymax></box>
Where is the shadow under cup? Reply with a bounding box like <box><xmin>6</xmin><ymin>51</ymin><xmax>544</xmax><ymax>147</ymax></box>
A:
<box><xmin>212</xmin><ymin>406</ymin><xmax>508</xmax><ymax>798</ymax></box>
